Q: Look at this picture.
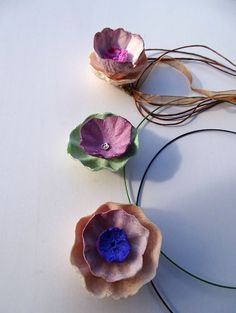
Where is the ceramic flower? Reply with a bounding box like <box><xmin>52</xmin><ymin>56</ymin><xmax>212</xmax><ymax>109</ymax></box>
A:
<box><xmin>89</xmin><ymin>28</ymin><xmax>148</xmax><ymax>86</ymax></box>
<box><xmin>71</xmin><ymin>202</ymin><xmax>162</xmax><ymax>299</ymax></box>
<box><xmin>67</xmin><ymin>113</ymin><xmax>139</xmax><ymax>171</ymax></box>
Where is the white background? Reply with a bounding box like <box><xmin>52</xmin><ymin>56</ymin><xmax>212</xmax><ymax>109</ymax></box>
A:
<box><xmin>0</xmin><ymin>1</ymin><xmax>236</xmax><ymax>312</ymax></box>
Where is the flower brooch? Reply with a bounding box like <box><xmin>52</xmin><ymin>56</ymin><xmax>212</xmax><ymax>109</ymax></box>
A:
<box><xmin>71</xmin><ymin>202</ymin><xmax>162</xmax><ymax>299</ymax></box>
<box><xmin>68</xmin><ymin>113</ymin><xmax>138</xmax><ymax>171</ymax></box>
<box><xmin>89</xmin><ymin>27</ymin><xmax>147</xmax><ymax>86</ymax></box>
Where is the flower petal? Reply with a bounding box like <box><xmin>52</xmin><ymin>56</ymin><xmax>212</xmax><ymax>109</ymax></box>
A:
<box><xmin>94</xmin><ymin>28</ymin><xmax>112</xmax><ymax>56</ymax></box>
<box><xmin>103</xmin><ymin>116</ymin><xmax>132</xmax><ymax>154</ymax></box>
<box><xmin>83</xmin><ymin>272</ymin><xmax>111</xmax><ymax>298</ymax></box>
<box><xmin>83</xmin><ymin>208</ymin><xmax>149</xmax><ymax>282</ymax></box>
<box><xmin>94</xmin><ymin>28</ymin><xmax>132</xmax><ymax>59</ymax></box>
<box><xmin>126</xmin><ymin>34</ymin><xmax>145</xmax><ymax>65</ymax></box>
<box><xmin>70</xmin><ymin>215</ymin><xmax>111</xmax><ymax>297</ymax></box>
<box><xmin>89</xmin><ymin>51</ymin><xmax>147</xmax><ymax>85</ymax></box>
<box><xmin>109</xmin><ymin>205</ymin><xmax>162</xmax><ymax>299</ymax></box>
<box><xmin>111</xmin><ymin>28</ymin><xmax>132</xmax><ymax>50</ymax></box>
<box><xmin>80</xmin><ymin>118</ymin><xmax>104</xmax><ymax>154</ymax></box>
<box><xmin>80</xmin><ymin>115</ymin><xmax>132</xmax><ymax>159</ymax></box>
<box><xmin>71</xmin><ymin>215</ymin><xmax>91</xmax><ymax>276</ymax></box>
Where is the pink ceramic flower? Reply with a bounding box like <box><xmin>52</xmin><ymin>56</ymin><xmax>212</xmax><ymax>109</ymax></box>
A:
<box><xmin>80</xmin><ymin>115</ymin><xmax>132</xmax><ymax>159</ymax></box>
<box><xmin>89</xmin><ymin>28</ymin><xmax>148</xmax><ymax>86</ymax></box>
<box><xmin>71</xmin><ymin>202</ymin><xmax>162</xmax><ymax>299</ymax></box>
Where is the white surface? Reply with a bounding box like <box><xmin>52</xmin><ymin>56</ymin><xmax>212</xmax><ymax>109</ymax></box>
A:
<box><xmin>0</xmin><ymin>1</ymin><xmax>236</xmax><ymax>312</ymax></box>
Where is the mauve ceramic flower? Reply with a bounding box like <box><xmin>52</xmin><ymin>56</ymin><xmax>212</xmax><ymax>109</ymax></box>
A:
<box><xmin>89</xmin><ymin>28</ymin><xmax>148</xmax><ymax>86</ymax></box>
<box><xmin>67</xmin><ymin>113</ymin><xmax>139</xmax><ymax>172</ymax></box>
<box><xmin>80</xmin><ymin>115</ymin><xmax>132</xmax><ymax>159</ymax></box>
<box><xmin>71</xmin><ymin>202</ymin><xmax>162</xmax><ymax>299</ymax></box>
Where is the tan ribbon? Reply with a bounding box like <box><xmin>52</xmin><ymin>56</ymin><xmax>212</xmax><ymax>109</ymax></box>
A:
<box><xmin>131</xmin><ymin>54</ymin><xmax>236</xmax><ymax>125</ymax></box>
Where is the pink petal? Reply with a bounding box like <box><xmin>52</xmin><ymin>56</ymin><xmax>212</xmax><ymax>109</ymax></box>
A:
<box><xmin>89</xmin><ymin>51</ymin><xmax>147</xmax><ymax>84</ymax></box>
<box><xmin>126</xmin><ymin>34</ymin><xmax>145</xmax><ymax>65</ymax></box>
<box><xmin>111</xmin><ymin>28</ymin><xmax>132</xmax><ymax>50</ymax></box>
<box><xmin>94</xmin><ymin>28</ymin><xmax>132</xmax><ymax>59</ymax></box>
<box><xmin>82</xmin><ymin>209</ymin><xmax>149</xmax><ymax>282</ymax></box>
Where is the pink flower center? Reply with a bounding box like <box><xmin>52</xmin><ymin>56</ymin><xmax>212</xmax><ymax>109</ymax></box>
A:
<box><xmin>105</xmin><ymin>48</ymin><xmax>129</xmax><ymax>62</ymax></box>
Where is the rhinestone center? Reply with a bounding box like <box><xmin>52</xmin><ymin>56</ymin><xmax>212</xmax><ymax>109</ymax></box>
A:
<box><xmin>101</xmin><ymin>142</ymin><xmax>110</xmax><ymax>150</ymax></box>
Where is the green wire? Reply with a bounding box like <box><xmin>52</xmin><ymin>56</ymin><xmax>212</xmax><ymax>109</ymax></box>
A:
<box><xmin>122</xmin><ymin>166</ymin><xmax>131</xmax><ymax>205</ymax></box>
<box><xmin>123</xmin><ymin>119</ymin><xmax>236</xmax><ymax>290</ymax></box>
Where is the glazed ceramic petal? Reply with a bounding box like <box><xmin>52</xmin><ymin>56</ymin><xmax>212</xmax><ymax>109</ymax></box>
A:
<box><xmin>82</xmin><ymin>209</ymin><xmax>149</xmax><ymax>282</ymax></box>
<box><xmin>67</xmin><ymin>113</ymin><xmax>139</xmax><ymax>171</ymax></box>
<box><xmin>80</xmin><ymin>116</ymin><xmax>132</xmax><ymax>159</ymax></box>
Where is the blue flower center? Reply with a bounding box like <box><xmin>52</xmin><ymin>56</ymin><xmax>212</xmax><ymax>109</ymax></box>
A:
<box><xmin>96</xmin><ymin>227</ymin><xmax>131</xmax><ymax>263</ymax></box>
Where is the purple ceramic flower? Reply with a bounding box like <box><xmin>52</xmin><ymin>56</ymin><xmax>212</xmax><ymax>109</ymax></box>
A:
<box><xmin>89</xmin><ymin>28</ymin><xmax>148</xmax><ymax>86</ymax></box>
<box><xmin>71</xmin><ymin>202</ymin><xmax>162</xmax><ymax>299</ymax></box>
<box><xmin>68</xmin><ymin>113</ymin><xmax>139</xmax><ymax>171</ymax></box>
<box><xmin>80</xmin><ymin>115</ymin><xmax>132</xmax><ymax>159</ymax></box>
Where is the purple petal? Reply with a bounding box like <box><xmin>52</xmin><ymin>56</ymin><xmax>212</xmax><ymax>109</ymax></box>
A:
<box><xmin>80</xmin><ymin>119</ymin><xmax>104</xmax><ymax>155</ymax></box>
<box><xmin>100</xmin><ymin>116</ymin><xmax>132</xmax><ymax>156</ymax></box>
<box><xmin>94</xmin><ymin>28</ymin><xmax>132</xmax><ymax>59</ymax></box>
<box><xmin>94</xmin><ymin>28</ymin><xmax>113</xmax><ymax>56</ymax></box>
<box><xmin>80</xmin><ymin>115</ymin><xmax>133</xmax><ymax>159</ymax></box>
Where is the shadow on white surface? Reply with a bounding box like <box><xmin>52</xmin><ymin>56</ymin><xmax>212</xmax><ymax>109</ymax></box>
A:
<box><xmin>155</xmin><ymin>255</ymin><xmax>236</xmax><ymax>313</ymax></box>
<box><xmin>134</xmin><ymin>130</ymin><xmax>236</xmax><ymax>312</ymax></box>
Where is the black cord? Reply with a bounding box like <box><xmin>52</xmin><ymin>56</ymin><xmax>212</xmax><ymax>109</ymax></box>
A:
<box><xmin>135</xmin><ymin>129</ymin><xmax>236</xmax><ymax>312</ymax></box>
<box><xmin>150</xmin><ymin>280</ymin><xmax>174</xmax><ymax>313</ymax></box>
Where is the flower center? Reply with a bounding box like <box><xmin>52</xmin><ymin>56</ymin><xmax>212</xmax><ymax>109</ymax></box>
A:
<box><xmin>101</xmin><ymin>142</ymin><xmax>110</xmax><ymax>150</ymax></box>
<box><xmin>96</xmin><ymin>227</ymin><xmax>131</xmax><ymax>263</ymax></box>
<box><xmin>105</xmin><ymin>48</ymin><xmax>129</xmax><ymax>62</ymax></box>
